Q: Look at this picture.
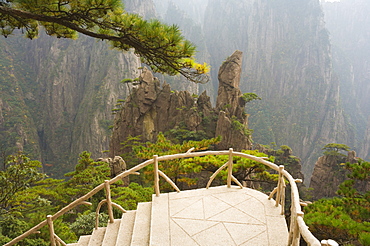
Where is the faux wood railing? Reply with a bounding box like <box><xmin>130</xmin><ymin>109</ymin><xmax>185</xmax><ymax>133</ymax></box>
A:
<box><xmin>4</xmin><ymin>149</ymin><xmax>335</xmax><ymax>246</ymax></box>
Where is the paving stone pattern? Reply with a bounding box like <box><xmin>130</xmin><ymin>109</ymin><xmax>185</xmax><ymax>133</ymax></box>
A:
<box><xmin>68</xmin><ymin>186</ymin><xmax>288</xmax><ymax>246</ymax></box>
<box><xmin>151</xmin><ymin>186</ymin><xmax>288</xmax><ymax>246</ymax></box>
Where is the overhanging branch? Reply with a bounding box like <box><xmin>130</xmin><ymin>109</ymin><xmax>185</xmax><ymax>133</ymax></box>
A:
<box><xmin>0</xmin><ymin>5</ymin><xmax>209</xmax><ymax>83</ymax></box>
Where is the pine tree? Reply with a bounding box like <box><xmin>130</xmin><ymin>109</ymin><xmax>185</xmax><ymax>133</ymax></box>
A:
<box><xmin>0</xmin><ymin>153</ymin><xmax>46</xmax><ymax>217</ymax></box>
<box><xmin>133</xmin><ymin>132</ymin><xmax>221</xmax><ymax>190</ymax></box>
<box><xmin>0</xmin><ymin>153</ymin><xmax>76</xmax><ymax>245</ymax></box>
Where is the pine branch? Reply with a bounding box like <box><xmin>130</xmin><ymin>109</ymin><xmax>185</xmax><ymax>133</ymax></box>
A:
<box><xmin>0</xmin><ymin>4</ymin><xmax>209</xmax><ymax>83</ymax></box>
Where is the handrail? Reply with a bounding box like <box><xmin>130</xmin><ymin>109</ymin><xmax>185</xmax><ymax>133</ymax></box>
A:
<box><xmin>5</xmin><ymin>149</ymin><xmax>331</xmax><ymax>246</ymax></box>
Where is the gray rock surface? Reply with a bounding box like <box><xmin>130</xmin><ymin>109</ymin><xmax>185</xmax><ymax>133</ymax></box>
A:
<box><xmin>215</xmin><ymin>51</ymin><xmax>251</xmax><ymax>150</ymax></box>
<box><xmin>110</xmin><ymin>51</ymin><xmax>252</xmax><ymax>157</ymax></box>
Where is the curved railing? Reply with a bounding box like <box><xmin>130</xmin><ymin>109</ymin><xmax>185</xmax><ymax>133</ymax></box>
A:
<box><xmin>5</xmin><ymin>149</ymin><xmax>333</xmax><ymax>246</ymax></box>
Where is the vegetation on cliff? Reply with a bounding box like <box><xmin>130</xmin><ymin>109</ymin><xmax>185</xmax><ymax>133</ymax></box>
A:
<box><xmin>304</xmin><ymin>158</ymin><xmax>370</xmax><ymax>245</ymax></box>
<box><xmin>322</xmin><ymin>143</ymin><xmax>351</xmax><ymax>157</ymax></box>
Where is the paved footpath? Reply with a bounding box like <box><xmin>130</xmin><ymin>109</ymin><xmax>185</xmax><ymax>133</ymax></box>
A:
<box><xmin>150</xmin><ymin>185</ymin><xmax>288</xmax><ymax>246</ymax></box>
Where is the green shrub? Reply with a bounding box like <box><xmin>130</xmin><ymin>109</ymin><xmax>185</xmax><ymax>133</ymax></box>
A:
<box><xmin>70</xmin><ymin>212</ymin><xmax>109</xmax><ymax>237</ymax></box>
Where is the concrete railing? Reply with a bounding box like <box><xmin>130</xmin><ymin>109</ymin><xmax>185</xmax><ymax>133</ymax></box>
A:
<box><xmin>5</xmin><ymin>149</ymin><xmax>335</xmax><ymax>246</ymax></box>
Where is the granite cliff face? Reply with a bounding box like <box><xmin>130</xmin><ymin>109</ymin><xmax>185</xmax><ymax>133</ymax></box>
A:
<box><xmin>0</xmin><ymin>38</ymin><xmax>41</xmax><ymax>160</ymax></box>
<box><xmin>1</xmin><ymin>34</ymin><xmax>140</xmax><ymax>175</ymax></box>
<box><xmin>322</xmin><ymin>0</ymin><xmax>370</xmax><ymax>160</ymax></box>
<box><xmin>201</xmin><ymin>0</ymin><xmax>354</xmax><ymax>181</ymax></box>
<box><xmin>110</xmin><ymin>51</ymin><xmax>252</xmax><ymax>157</ymax></box>
<box><xmin>124</xmin><ymin>0</ymin><xmax>156</xmax><ymax>18</ymax></box>
<box><xmin>0</xmin><ymin>0</ymin><xmax>157</xmax><ymax>176</ymax></box>
<box><xmin>154</xmin><ymin>0</ymin><xmax>208</xmax><ymax>26</ymax></box>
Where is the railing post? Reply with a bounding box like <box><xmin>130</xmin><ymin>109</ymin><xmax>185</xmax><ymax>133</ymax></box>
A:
<box><xmin>153</xmin><ymin>155</ymin><xmax>160</xmax><ymax>196</ymax></box>
<box><xmin>104</xmin><ymin>180</ymin><xmax>114</xmax><ymax>223</ymax></box>
<box><xmin>227</xmin><ymin>148</ymin><xmax>233</xmax><ymax>188</ymax></box>
<box><xmin>46</xmin><ymin>215</ymin><xmax>56</xmax><ymax>246</ymax></box>
<box><xmin>288</xmin><ymin>216</ymin><xmax>294</xmax><ymax>245</ymax></box>
<box><xmin>292</xmin><ymin>211</ymin><xmax>303</xmax><ymax>246</ymax></box>
<box><xmin>276</xmin><ymin>165</ymin><xmax>286</xmax><ymax>215</ymax></box>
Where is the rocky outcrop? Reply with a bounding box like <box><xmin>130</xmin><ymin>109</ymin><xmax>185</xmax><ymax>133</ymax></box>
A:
<box><xmin>216</xmin><ymin>50</ymin><xmax>244</xmax><ymax>117</ymax></box>
<box><xmin>97</xmin><ymin>156</ymin><xmax>127</xmax><ymax>178</ymax></box>
<box><xmin>215</xmin><ymin>51</ymin><xmax>252</xmax><ymax>150</ymax></box>
<box><xmin>110</xmin><ymin>67</ymin><xmax>216</xmax><ymax>155</ymax></box>
<box><xmin>110</xmin><ymin>51</ymin><xmax>252</xmax><ymax>157</ymax></box>
<box><xmin>254</xmin><ymin>144</ymin><xmax>307</xmax><ymax>202</ymax></box>
<box><xmin>255</xmin><ymin>144</ymin><xmax>305</xmax><ymax>183</ymax></box>
<box><xmin>309</xmin><ymin>151</ymin><xmax>358</xmax><ymax>200</ymax></box>
<box><xmin>309</xmin><ymin>155</ymin><xmax>347</xmax><ymax>200</ymax></box>
<box><xmin>310</xmin><ymin>149</ymin><xmax>370</xmax><ymax>200</ymax></box>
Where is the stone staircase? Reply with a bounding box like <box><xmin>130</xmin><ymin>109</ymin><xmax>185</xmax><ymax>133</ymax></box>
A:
<box><xmin>67</xmin><ymin>186</ymin><xmax>288</xmax><ymax>246</ymax></box>
<box><xmin>68</xmin><ymin>204</ymin><xmax>149</xmax><ymax>246</ymax></box>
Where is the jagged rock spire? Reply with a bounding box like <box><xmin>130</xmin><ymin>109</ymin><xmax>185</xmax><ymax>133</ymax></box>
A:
<box><xmin>215</xmin><ymin>50</ymin><xmax>252</xmax><ymax>150</ymax></box>
<box><xmin>216</xmin><ymin>50</ymin><xmax>245</xmax><ymax>119</ymax></box>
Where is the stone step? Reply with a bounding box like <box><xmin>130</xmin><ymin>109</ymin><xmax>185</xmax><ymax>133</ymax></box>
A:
<box><xmin>102</xmin><ymin>219</ymin><xmax>121</xmax><ymax>246</ymax></box>
<box><xmin>116</xmin><ymin>211</ymin><xmax>137</xmax><ymax>246</ymax></box>
<box><xmin>88</xmin><ymin>227</ymin><xmax>106</xmax><ymax>246</ymax></box>
<box><xmin>66</xmin><ymin>234</ymin><xmax>91</xmax><ymax>246</ymax></box>
<box><xmin>150</xmin><ymin>194</ymin><xmax>170</xmax><ymax>246</ymax></box>
<box><xmin>76</xmin><ymin>235</ymin><xmax>91</xmax><ymax>246</ymax></box>
<box><xmin>130</xmin><ymin>202</ymin><xmax>152</xmax><ymax>246</ymax></box>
